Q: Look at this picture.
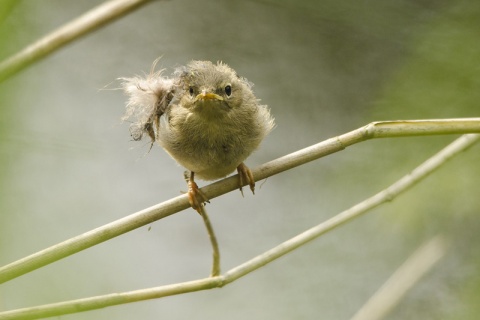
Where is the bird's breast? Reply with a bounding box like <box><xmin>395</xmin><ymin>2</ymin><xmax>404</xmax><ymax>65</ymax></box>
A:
<box><xmin>159</xmin><ymin>110</ymin><xmax>252</xmax><ymax>180</ymax></box>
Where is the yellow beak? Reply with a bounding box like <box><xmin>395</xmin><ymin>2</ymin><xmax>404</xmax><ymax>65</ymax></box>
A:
<box><xmin>195</xmin><ymin>92</ymin><xmax>224</xmax><ymax>102</ymax></box>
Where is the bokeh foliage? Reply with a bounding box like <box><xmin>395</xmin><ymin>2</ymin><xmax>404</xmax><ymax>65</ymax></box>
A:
<box><xmin>0</xmin><ymin>1</ymin><xmax>479</xmax><ymax>319</ymax></box>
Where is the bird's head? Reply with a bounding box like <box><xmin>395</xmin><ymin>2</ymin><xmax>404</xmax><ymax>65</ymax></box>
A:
<box><xmin>174</xmin><ymin>61</ymin><xmax>256</xmax><ymax>116</ymax></box>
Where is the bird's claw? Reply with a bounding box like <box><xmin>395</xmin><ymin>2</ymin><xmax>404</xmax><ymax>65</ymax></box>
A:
<box><xmin>186</xmin><ymin>172</ymin><xmax>209</xmax><ymax>214</ymax></box>
<box><xmin>237</xmin><ymin>162</ymin><xmax>255</xmax><ymax>197</ymax></box>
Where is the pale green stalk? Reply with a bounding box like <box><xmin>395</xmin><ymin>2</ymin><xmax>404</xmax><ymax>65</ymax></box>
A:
<box><xmin>0</xmin><ymin>119</ymin><xmax>478</xmax><ymax>285</ymax></box>
<box><xmin>350</xmin><ymin>236</ymin><xmax>447</xmax><ymax>320</ymax></box>
<box><xmin>0</xmin><ymin>0</ymin><xmax>154</xmax><ymax>82</ymax></box>
<box><xmin>0</xmin><ymin>128</ymin><xmax>478</xmax><ymax>319</ymax></box>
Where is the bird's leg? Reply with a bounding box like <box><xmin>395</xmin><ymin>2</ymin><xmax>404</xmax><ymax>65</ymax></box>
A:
<box><xmin>237</xmin><ymin>162</ymin><xmax>255</xmax><ymax>197</ymax></box>
<box><xmin>185</xmin><ymin>171</ymin><xmax>209</xmax><ymax>214</ymax></box>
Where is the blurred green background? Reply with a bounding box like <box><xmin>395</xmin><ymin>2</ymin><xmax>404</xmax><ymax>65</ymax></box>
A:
<box><xmin>1</xmin><ymin>0</ymin><xmax>479</xmax><ymax>319</ymax></box>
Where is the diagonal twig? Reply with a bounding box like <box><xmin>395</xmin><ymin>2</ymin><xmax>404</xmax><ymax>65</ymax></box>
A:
<box><xmin>0</xmin><ymin>119</ymin><xmax>478</xmax><ymax>285</ymax></box>
<box><xmin>0</xmin><ymin>133</ymin><xmax>477</xmax><ymax>319</ymax></box>
<box><xmin>350</xmin><ymin>236</ymin><xmax>447</xmax><ymax>320</ymax></box>
<box><xmin>0</xmin><ymin>0</ymin><xmax>155</xmax><ymax>82</ymax></box>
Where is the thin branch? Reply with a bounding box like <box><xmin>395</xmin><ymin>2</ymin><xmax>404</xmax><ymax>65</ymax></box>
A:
<box><xmin>0</xmin><ymin>277</ymin><xmax>223</xmax><ymax>320</ymax></box>
<box><xmin>199</xmin><ymin>206</ymin><xmax>221</xmax><ymax>277</ymax></box>
<box><xmin>350</xmin><ymin>236</ymin><xmax>447</xmax><ymax>320</ymax></box>
<box><xmin>216</xmin><ymin>134</ymin><xmax>477</xmax><ymax>285</ymax></box>
<box><xmin>0</xmin><ymin>0</ymin><xmax>154</xmax><ymax>82</ymax></box>
<box><xmin>0</xmin><ymin>133</ymin><xmax>476</xmax><ymax>319</ymax></box>
<box><xmin>0</xmin><ymin>119</ymin><xmax>478</xmax><ymax>285</ymax></box>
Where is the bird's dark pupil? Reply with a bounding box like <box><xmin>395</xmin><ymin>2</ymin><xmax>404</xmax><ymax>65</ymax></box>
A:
<box><xmin>189</xmin><ymin>87</ymin><xmax>194</xmax><ymax>96</ymax></box>
<box><xmin>225</xmin><ymin>85</ymin><xmax>232</xmax><ymax>96</ymax></box>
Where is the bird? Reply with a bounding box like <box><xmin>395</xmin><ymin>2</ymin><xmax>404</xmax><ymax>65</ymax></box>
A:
<box><xmin>121</xmin><ymin>60</ymin><xmax>275</xmax><ymax>213</ymax></box>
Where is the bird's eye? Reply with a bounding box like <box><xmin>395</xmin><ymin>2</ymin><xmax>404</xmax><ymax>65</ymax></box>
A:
<box><xmin>225</xmin><ymin>85</ymin><xmax>232</xmax><ymax>96</ymax></box>
<box><xmin>189</xmin><ymin>87</ymin><xmax>194</xmax><ymax>96</ymax></box>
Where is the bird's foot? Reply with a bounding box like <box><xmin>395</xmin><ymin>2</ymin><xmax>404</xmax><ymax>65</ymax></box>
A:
<box><xmin>185</xmin><ymin>171</ymin><xmax>209</xmax><ymax>214</ymax></box>
<box><xmin>237</xmin><ymin>162</ymin><xmax>255</xmax><ymax>197</ymax></box>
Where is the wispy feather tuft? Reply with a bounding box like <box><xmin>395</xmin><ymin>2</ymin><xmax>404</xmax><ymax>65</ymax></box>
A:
<box><xmin>120</xmin><ymin>64</ymin><xmax>174</xmax><ymax>144</ymax></box>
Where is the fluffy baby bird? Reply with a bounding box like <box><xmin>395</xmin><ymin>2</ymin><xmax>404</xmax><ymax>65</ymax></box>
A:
<box><xmin>122</xmin><ymin>60</ymin><xmax>275</xmax><ymax>212</ymax></box>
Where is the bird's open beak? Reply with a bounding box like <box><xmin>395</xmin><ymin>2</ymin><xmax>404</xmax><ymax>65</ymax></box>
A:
<box><xmin>195</xmin><ymin>92</ymin><xmax>224</xmax><ymax>102</ymax></box>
